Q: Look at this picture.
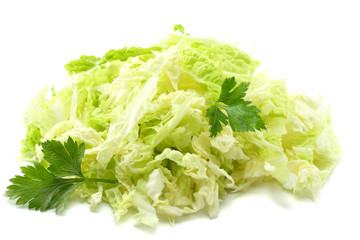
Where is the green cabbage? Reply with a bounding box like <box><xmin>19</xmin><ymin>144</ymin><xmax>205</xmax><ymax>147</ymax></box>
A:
<box><xmin>19</xmin><ymin>26</ymin><xmax>341</xmax><ymax>226</ymax></box>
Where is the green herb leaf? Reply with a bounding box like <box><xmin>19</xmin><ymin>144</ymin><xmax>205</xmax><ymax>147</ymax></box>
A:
<box><xmin>41</xmin><ymin>137</ymin><xmax>84</xmax><ymax>178</ymax></box>
<box><xmin>5</xmin><ymin>137</ymin><xmax>117</xmax><ymax>213</ymax></box>
<box><xmin>205</xmin><ymin>105</ymin><xmax>228</xmax><ymax>137</ymax></box>
<box><xmin>206</xmin><ymin>77</ymin><xmax>266</xmax><ymax>137</ymax></box>
<box><xmin>218</xmin><ymin>78</ymin><xmax>249</xmax><ymax>105</ymax></box>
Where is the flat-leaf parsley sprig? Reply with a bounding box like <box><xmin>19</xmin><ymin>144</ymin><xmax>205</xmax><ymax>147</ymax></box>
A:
<box><xmin>5</xmin><ymin>137</ymin><xmax>117</xmax><ymax>213</ymax></box>
<box><xmin>206</xmin><ymin>77</ymin><xmax>266</xmax><ymax>137</ymax></box>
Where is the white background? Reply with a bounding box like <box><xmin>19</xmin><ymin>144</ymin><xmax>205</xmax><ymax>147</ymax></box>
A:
<box><xmin>1</xmin><ymin>0</ymin><xmax>359</xmax><ymax>239</ymax></box>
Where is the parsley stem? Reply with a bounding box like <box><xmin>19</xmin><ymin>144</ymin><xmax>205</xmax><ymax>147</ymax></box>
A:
<box><xmin>206</xmin><ymin>99</ymin><xmax>217</xmax><ymax>105</ymax></box>
<box><xmin>85</xmin><ymin>178</ymin><xmax>118</xmax><ymax>184</ymax></box>
<box><xmin>58</xmin><ymin>177</ymin><xmax>118</xmax><ymax>184</ymax></box>
<box><xmin>206</xmin><ymin>100</ymin><xmax>227</xmax><ymax>109</ymax></box>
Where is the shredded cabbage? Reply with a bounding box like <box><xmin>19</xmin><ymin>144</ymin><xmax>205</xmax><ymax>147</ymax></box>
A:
<box><xmin>20</xmin><ymin>26</ymin><xmax>341</xmax><ymax>226</ymax></box>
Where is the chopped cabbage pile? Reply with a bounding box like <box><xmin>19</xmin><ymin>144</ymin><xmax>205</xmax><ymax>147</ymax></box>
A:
<box><xmin>19</xmin><ymin>26</ymin><xmax>341</xmax><ymax>226</ymax></box>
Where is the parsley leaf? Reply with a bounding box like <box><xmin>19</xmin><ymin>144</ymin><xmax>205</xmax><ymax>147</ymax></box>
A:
<box><xmin>5</xmin><ymin>137</ymin><xmax>117</xmax><ymax>213</ymax></box>
<box><xmin>41</xmin><ymin>137</ymin><xmax>85</xmax><ymax>178</ymax></box>
<box><xmin>206</xmin><ymin>77</ymin><xmax>266</xmax><ymax>137</ymax></box>
<box><xmin>205</xmin><ymin>105</ymin><xmax>228</xmax><ymax>137</ymax></box>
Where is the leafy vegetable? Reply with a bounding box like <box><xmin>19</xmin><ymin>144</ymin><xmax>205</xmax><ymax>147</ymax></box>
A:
<box><xmin>20</xmin><ymin>122</ymin><xmax>42</xmax><ymax>160</ymax></box>
<box><xmin>173</xmin><ymin>24</ymin><xmax>187</xmax><ymax>35</ymax></box>
<box><xmin>206</xmin><ymin>77</ymin><xmax>266</xmax><ymax>136</ymax></box>
<box><xmin>64</xmin><ymin>46</ymin><xmax>163</xmax><ymax>75</ymax></box>
<box><xmin>5</xmin><ymin>137</ymin><xmax>117</xmax><ymax>213</ymax></box>
<box><xmin>7</xmin><ymin>25</ymin><xmax>341</xmax><ymax>227</ymax></box>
